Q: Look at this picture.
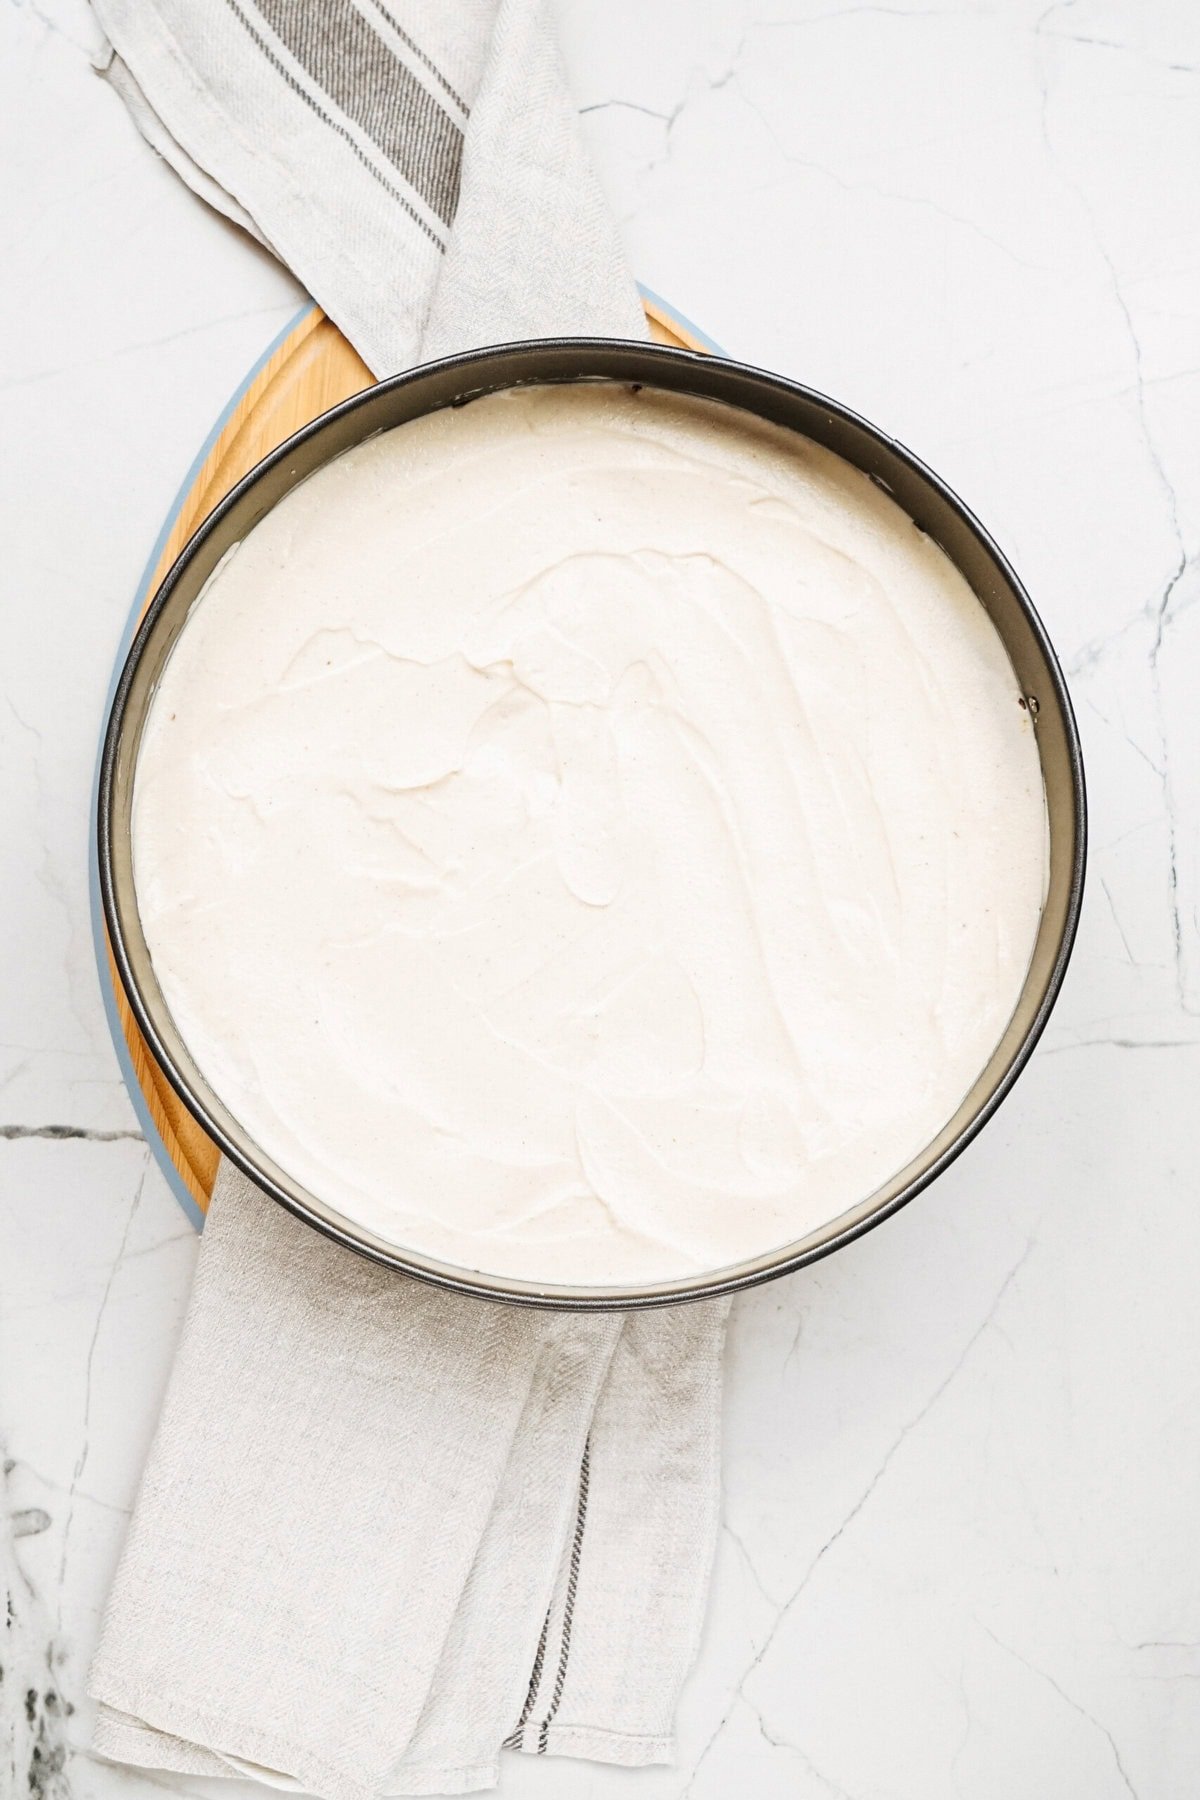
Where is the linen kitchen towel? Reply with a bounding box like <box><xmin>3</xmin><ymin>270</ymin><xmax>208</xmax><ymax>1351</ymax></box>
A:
<box><xmin>91</xmin><ymin>1169</ymin><xmax>726</xmax><ymax>1797</ymax></box>
<box><xmin>86</xmin><ymin>2</ymin><xmax>729</xmax><ymax>1795</ymax></box>
<box><xmin>90</xmin><ymin>0</ymin><xmax>647</xmax><ymax>374</ymax></box>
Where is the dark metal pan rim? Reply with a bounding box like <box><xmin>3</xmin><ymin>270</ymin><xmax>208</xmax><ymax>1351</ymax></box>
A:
<box><xmin>99</xmin><ymin>337</ymin><xmax>1087</xmax><ymax>1310</ymax></box>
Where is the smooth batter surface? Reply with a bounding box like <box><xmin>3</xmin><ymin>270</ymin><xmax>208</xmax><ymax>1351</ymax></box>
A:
<box><xmin>133</xmin><ymin>383</ymin><xmax>1047</xmax><ymax>1286</ymax></box>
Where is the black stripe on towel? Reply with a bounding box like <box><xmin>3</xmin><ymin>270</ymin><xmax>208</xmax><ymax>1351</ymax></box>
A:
<box><xmin>537</xmin><ymin>1439</ymin><xmax>591</xmax><ymax>1754</ymax></box>
<box><xmin>363</xmin><ymin>1</ymin><xmax>470</xmax><ymax>116</ymax></box>
<box><xmin>255</xmin><ymin>0</ymin><xmax>464</xmax><ymax>223</ymax></box>
<box><xmin>501</xmin><ymin>1609</ymin><xmax>550</xmax><ymax>1752</ymax></box>
<box><xmin>224</xmin><ymin>0</ymin><xmax>444</xmax><ymax>243</ymax></box>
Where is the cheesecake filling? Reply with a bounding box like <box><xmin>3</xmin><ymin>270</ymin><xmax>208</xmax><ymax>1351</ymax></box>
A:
<box><xmin>132</xmin><ymin>382</ymin><xmax>1047</xmax><ymax>1285</ymax></box>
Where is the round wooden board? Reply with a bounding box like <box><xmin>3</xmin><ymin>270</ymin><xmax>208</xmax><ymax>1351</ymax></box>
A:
<box><xmin>96</xmin><ymin>295</ymin><xmax>716</xmax><ymax>1223</ymax></box>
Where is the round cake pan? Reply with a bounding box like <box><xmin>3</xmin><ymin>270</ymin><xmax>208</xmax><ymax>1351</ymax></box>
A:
<box><xmin>99</xmin><ymin>339</ymin><xmax>1087</xmax><ymax>1310</ymax></box>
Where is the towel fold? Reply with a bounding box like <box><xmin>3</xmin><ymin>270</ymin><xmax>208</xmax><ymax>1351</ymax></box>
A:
<box><xmin>87</xmin><ymin>2</ymin><xmax>728</xmax><ymax>1793</ymax></box>
<box><xmin>92</xmin><ymin>1171</ymin><xmax>726</xmax><ymax>1796</ymax></box>
<box><xmin>91</xmin><ymin>0</ymin><xmax>646</xmax><ymax>374</ymax></box>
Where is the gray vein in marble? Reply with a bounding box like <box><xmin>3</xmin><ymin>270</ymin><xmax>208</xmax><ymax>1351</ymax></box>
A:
<box><xmin>9</xmin><ymin>1456</ymin><xmax>131</xmax><ymax>1522</ymax></box>
<box><xmin>1035</xmin><ymin>0</ymin><xmax>1198</xmax><ymax>1017</ymax></box>
<box><xmin>740</xmin><ymin>87</ymin><xmax>1044</xmax><ymax>274</ymax></box>
<box><xmin>1067</xmin><ymin>613</ymin><xmax>1143</xmax><ymax>679</ymax></box>
<box><xmin>9</xmin><ymin>0</ymin><xmax>101</xmax><ymax>61</ymax></box>
<box><xmin>55</xmin><ymin>1156</ymin><xmax>148</xmax><ymax>1632</ymax></box>
<box><xmin>0</xmin><ymin>1125</ymin><xmax>143</xmax><ymax>1141</ymax></box>
<box><xmin>1040</xmin><ymin>1036</ymin><xmax>1200</xmax><ymax>1054</ymax></box>
<box><xmin>1085</xmin><ymin>697</ymin><xmax>1164</xmax><ymax>781</ymax></box>
<box><xmin>981</xmin><ymin>1624</ymin><xmax>1138</xmax><ymax>1798</ymax></box>
<box><xmin>783</xmin><ymin>1309</ymin><xmax>805</xmax><ymax>1374</ymax></box>
<box><xmin>743</xmin><ymin>10</ymin><xmax>1052</xmax><ymax>258</ymax></box>
<box><xmin>1</xmin><ymin>1226</ymin><xmax>194</xmax><ymax>1329</ymax></box>
<box><xmin>721</xmin><ymin>1520</ymin><xmax>783</xmax><ymax>1613</ymax></box>
<box><xmin>1036</xmin><ymin>1</ymin><xmax>1188</xmax><ymax>642</ymax></box>
<box><xmin>753</xmin><ymin>5</ymin><xmax>962</xmax><ymax>24</ymax></box>
<box><xmin>1099</xmin><ymin>879</ymin><xmax>1136</xmax><ymax>965</ymax></box>
<box><xmin>746</xmin><ymin>1694</ymin><xmax>857</xmax><ymax>1799</ymax></box>
<box><xmin>4</xmin><ymin>303</ymin><xmax>301</xmax><ymax>395</ymax></box>
<box><xmin>3</xmin><ymin>1456</ymin><xmax>72</xmax><ymax>1798</ymax></box>
<box><xmin>687</xmin><ymin>1237</ymin><xmax>1037</xmax><ymax>1792</ymax></box>
<box><xmin>12</xmin><ymin>1508</ymin><xmax>52</xmax><ymax>1539</ymax></box>
<box><xmin>1036</xmin><ymin>5</ymin><xmax>1195</xmax><ymax>664</ymax></box>
<box><xmin>5</xmin><ymin>697</ymin><xmax>97</xmax><ymax>1047</ymax></box>
<box><xmin>1158</xmin><ymin>715</ymin><xmax>1189</xmax><ymax>1014</ymax></box>
<box><xmin>1040</xmin><ymin>22</ymin><xmax>1200</xmax><ymax>76</ymax></box>
<box><xmin>0</xmin><ymin>1056</ymin><xmax>31</xmax><ymax>1096</ymax></box>
<box><xmin>618</xmin><ymin>20</ymin><xmax>1044</xmax><ymax>276</ymax></box>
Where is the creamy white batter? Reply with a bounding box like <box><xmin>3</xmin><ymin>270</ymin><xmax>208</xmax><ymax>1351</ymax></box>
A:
<box><xmin>133</xmin><ymin>382</ymin><xmax>1047</xmax><ymax>1286</ymax></box>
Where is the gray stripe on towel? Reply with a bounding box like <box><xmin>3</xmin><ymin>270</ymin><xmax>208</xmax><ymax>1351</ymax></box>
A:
<box><xmin>537</xmin><ymin>1439</ymin><xmax>591</xmax><ymax>1753</ymax></box>
<box><xmin>255</xmin><ymin>0</ymin><xmax>464</xmax><ymax>223</ymax></box>
<box><xmin>357</xmin><ymin>0</ymin><xmax>471</xmax><ymax>116</ymax></box>
<box><xmin>502</xmin><ymin>1609</ymin><xmax>550</xmax><ymax>1752</ymax></box>
<box><xmin>224</xmin><ymin>0</ymin><xmax>444</xmax><ymax>243</ymax></box>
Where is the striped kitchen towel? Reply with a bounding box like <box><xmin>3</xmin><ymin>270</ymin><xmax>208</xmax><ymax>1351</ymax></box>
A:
<box><xmin>85</xmin><ymin>3</ymin><xmax>729</xmax><ymax>1796</ymax></box>
<box><xmin>90</xmin><ymin>0</ymin><xmax>646</xmax><ymax>374</ymax></box>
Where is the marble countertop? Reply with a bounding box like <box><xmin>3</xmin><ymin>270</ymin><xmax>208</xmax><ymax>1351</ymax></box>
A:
<box><xmin>3</xmin><ymin>1</ymin><xmax>1197</xmax><ymax>1794</ymax></box>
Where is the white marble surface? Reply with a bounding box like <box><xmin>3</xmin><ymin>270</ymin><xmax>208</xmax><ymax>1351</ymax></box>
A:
<box><xmin>2</xmin><ymin>0</ymin><xmax>1198</xmax><ymax>1794</ymax></box>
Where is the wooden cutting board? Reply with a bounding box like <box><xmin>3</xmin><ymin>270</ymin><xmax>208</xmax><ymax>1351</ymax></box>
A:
<box><xmin>97</xmin><ymin>296</ymin><xmax>716</xmax><ymax>1223</ymax></box>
